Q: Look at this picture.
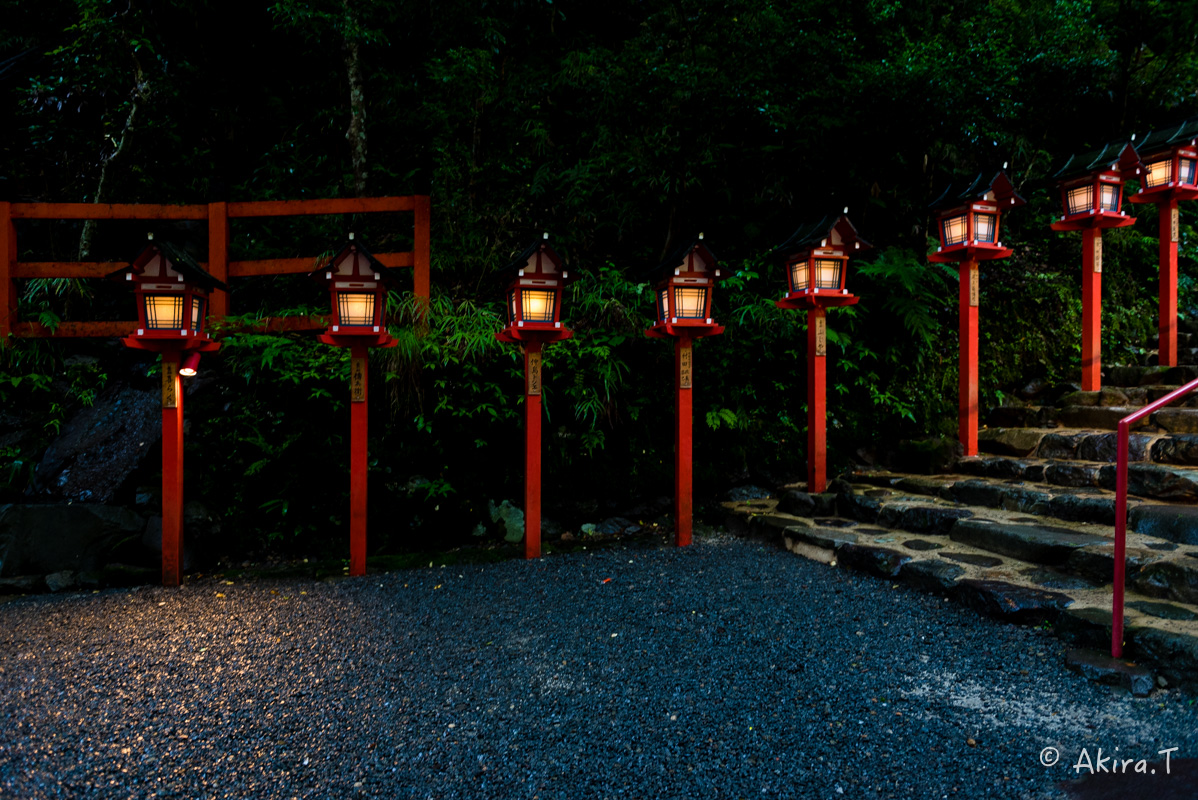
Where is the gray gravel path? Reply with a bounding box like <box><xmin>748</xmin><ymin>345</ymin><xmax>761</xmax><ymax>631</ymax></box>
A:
<box><xmin>2</xmin><ymin>532</ymin><xmax>1196</xmax><ymax>800</ymax></box>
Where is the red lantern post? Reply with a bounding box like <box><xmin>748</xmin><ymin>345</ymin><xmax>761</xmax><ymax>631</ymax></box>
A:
<box><xmin>496</xmin><ymin>234</ymin><xmax>574</xmax><ymax>559</ymax></box>
<box><xmin>112</xmin><ymin>235</ymin><xmax>225</xmax><ymax>586</ymax></box>
<box><xmin>1128</xmin><ymin>118</ymin><xmax>1198</xmax><ymax>368</ymax></box>
<box><xmin>645</xmin><ymin>235</ymin><xmax>724</xmax><ymax>546</ymax></box>
<box><xmin>312</xmin><ymin>235</ymin><xmax>399</xmax><ymax>576</ymax></box>
<box><xmin>1050</xmin><ymin>141</ymin><xmax>1139</xmax><ymax>390</ymax></box>
<box><xmin>771</xmin><ymin>213</ymin><xmax>870</xmax><ymax>493</ymax></box>
<box><xmin>929</xmin><ymin>172</ymin><xmax>1025</xmax><ymax>456</ymax></box>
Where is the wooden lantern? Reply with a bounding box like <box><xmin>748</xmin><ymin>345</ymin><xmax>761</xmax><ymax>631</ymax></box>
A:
<box><xmin>929</xmin><ymin>171</ymin><xmax>1025</xmax><ymax>264</ymax></box>
<box><xmin>772</xmin><ymin>213</ymin><xmax>870</xmax><ymax>311</ymax></box>
<box><xmin>113</xmin><ymin>234</ymin><xmax>227</xmax><ymax>342</ymax></box>
<box><xmin>1051</xmin><ymin>140</ymin><xmax>1139</xmax><ymax>231</ymax></box>
<box><xmin>311</xmin><ymin>234</ymin><xmax>398</xmax><ymax>336</ymax></box>
<box><xmin>645</xmin><ymin>234</ymin><xmax>725</xmax><ymax>340</ymax></box>
<box><xmin>497</xmin><ymin>233</ymin><xmax>574</xmax><ymax>344</ymax></box>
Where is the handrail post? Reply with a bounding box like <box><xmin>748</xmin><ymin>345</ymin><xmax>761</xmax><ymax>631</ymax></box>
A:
<box><xmin>1112</xmin><ymin>419</ymin><xmax>1129</xmax><ymax>658</ymax></box>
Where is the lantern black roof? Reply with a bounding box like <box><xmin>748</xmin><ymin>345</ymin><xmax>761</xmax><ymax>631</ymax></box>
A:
<box><xmin>1051</xmin><ymin>140</ymin><xmax>1138</xmax><ymax>182</ymax></box>
<box><xmin>930</xmin><ymin>170</ymin><xmax>1026</xmax><ymax>211</ymax></box>
<box><xmin>765</xmin><ymin>214</ymin><xmax>872</xmax><ymax>264</ymax></box>
<box><xmin>501</xmin><ymin>237</ymin><xmax>569</xmax><ymax>273</ymax></box>
<box><xmin>1134</xmin><ymin>115</ymin><xmax>1198</xmax><ymax>158</ymax></box>
<box><xmin>110</xmin><ymin>238</ymin><xmax>228</xmax><ymax>291</ymax></box>
<box><xmin>645</xmin><ymin>236</ymin><xmax>719</xmax><ymax>283</ymax></box>
<box><xmin>308</xmin><ymin>237</ymin><xmax>396</xmax><ymax>282</ymax></box>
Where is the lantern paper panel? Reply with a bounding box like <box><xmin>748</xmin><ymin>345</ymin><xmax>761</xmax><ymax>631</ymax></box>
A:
<box><xmin>813</xmin><ymin>258</ymin><xmax>842</xmax><ymax>290</ymax></box>
<box><xmin>974</xmin><ymin>213</ymin><xmax>997</xmax><ymax>243</ymax></box>
<box><xmin>190</xmin><ymin>297</ymin><xmax>204</xmax><ymax>332</ymax></box>
<box><xmin>673</xmin><ymin>286</ymin><xmax>707</xmax><ymax>319</ymax></box>
<box><xmin>1182</xmin><ymin>158</ymin><xmax>1197</xmax><ymax>186</ymax></box>
<box><xmin>942</xmin><ymin>215</ymin><xmax>968</xmax><ymax>246</ymax></box>
<box><xmin>1145</xmin><ymin>159</ymin><xmax>1172</xmax><ymax>189</ymax></box>
<box><xmin>790</xmin><ymin>259</ymin><xmax>810</xmax><ymax>293</ymax></box>
<box><xmin>1067</xmin><ymin>186</ymin><xmax>1094</xmax><ymax>215</ymax></box>
<box><xmin>145</xmin><ymin>295</ymin><xmax>184</xmax><ymax>330</ymax></box>
<box><xmin>338</xmin><ymin>292</ymin><xmax>376</xmax><ymax>326</ymax></box>
<box><xmin>1100</xmin><ymin>184</ymin><xmax>1120</xmax><ymax>211</ymax></box>
<box><xmin>522</xmin><ymin>289</ymin><xmax>556</xmax><ymax>323</ymax></box>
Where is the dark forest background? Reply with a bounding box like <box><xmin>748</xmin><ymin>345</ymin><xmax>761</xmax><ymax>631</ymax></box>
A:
<box><xmin>2</xmin><ymin>0</ymin><xmax>1197</xmax><ymax>557</ymax></box>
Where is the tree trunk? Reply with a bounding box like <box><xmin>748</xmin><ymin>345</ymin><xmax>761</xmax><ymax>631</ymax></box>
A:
<box><xmin>343</xmin><ymin>0</ymin><xmax>368</xmax><ymax>197</ymax></box>
<box><xmin>79</xmin><ymin>69</ymin><xmax>149</xmax><ymax>260</ymax></box>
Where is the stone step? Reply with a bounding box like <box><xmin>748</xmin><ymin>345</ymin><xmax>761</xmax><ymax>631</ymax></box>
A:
<box><xmin>1148</xmin><ymin>332</ymin><xmax>1195</xmax><ymax>349</ymax></box>
<box><xmin>1145</xmin><ymin>350</ymin><xmax>1198</xmax><ymax>367</ymax></box>
<box><xmin>977</xmin><ymin>427</ymin><xmax>1198</xmax><ymax>469</ymax></box>
<box><xmin>846</xmin><ymin>469</ymin><xmax>1198</xmax><ymax>543</ymax></box>
<box><xmin>1102</xmin><ymin>364</ymin><xmax>1198</xmax><ymax>388</ymax></box>
<box><xmin>723</xmin><ymin>494</ymin><xmax>1198</xmax><ymax>691</ymax></box>
<box><xmin>954</xmin><ymin>455</ymin><xmax>1198</xmax><ymax>503</ymax></box>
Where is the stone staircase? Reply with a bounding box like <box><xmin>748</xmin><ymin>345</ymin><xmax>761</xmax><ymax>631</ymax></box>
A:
<box><xmin>724</xmin><ymin>328</ymin><xmax>1198</xmax><ymax>696</ymax></box>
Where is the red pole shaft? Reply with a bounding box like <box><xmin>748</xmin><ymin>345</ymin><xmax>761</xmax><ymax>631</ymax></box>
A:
<box><xmin>1159</xmin><ymin>200</ymin><xmax>1179</xmax><ymax>368</ymax></box>
<box><xmin>1081</xmin><ymin>228</ymin><xmax>1102</xmax><ymax>391</ymax></box>
<box><xmin>349</xmin><ymin>345</ymin><xmax>368</xmax><ymax>576</ymax></box>
<box><xmin>523</xmin><ymin>341</ymin><xmax>543</xmax><ymax>559</ymax></box>
<box><xmin>0</xmin><ymin>202</ymin><xmax>14</xmax><ymax>339</ymax></box>
<box><xmin>1112</xmin><ymin>420</ymin><xmax>1129</xmax><ymax>658</ymax></box>
<box><xmin>807</xmin><ymin>307</ymin><xmax>827</xmax><ymax>494</ymax></box>
<box><xmin>675</xmin><ymin>337</ymin><xmax>693</xmax><ymax>546</ymax></box>
<box><xmin>161</xmin><ymin>353</ymin><xmax>184</xmax><ymax>587</ymax></box>
<box><xmin>959</xmin><ymin>260</ymin><xmax>979</xmax><ymax>456</ymax></box>
<box><xmin>208</xmin><ymin>202</ymin><xmax>230</xmax><ymax>319</ymax></box>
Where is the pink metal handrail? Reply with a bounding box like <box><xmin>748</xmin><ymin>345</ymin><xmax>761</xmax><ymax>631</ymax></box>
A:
<box><xmin>1112</xmin><ymin>375</ymin><xmax>1198</xmax><ymax>658</ymax></box>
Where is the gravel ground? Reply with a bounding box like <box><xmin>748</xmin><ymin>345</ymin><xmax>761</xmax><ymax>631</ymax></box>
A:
<box><xmin>2</xmin><ymin>531</ymin><xmax>1196</xmax><ymax>800</ymax></box>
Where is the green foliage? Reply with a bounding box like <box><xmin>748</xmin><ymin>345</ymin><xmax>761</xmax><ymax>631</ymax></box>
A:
<box><xmin>3</xmin><ymin>0</ymin><xmax>1198</xmax><ymax>554</ymax></box>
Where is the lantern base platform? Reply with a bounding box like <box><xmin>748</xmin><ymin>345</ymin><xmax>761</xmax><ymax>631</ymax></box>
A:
<box><xmin>928</xmin><ymin>243</ymin><xmax>1013</xmax><ymax>263</ymax></box>
<box><xmin>120</xmin><ymin>336</ymin><xmax>221</xmax><ymax>354</ymax></box>
<box><xmin>319</xmin><ymin>332</ymin><xmax>397</xmax><ymax>349</ymax></box>
<box><xmin>775</xmin><ymin>291</ymin><xmax>859</xmax><ymax>310</ymax></box>
<box><xmin>645</xmin><ymin>322</ymin><xmax>724</xmax><ymax>340</ymax></box>
<box><xmin>1051</xmin><ymin>213</ymin><xmax>1136</xmax><ymax>232</ymax></box>
<box><xmin>496</xmin><ymin>327</ymin><xmax>573</xmax><ymax>344</ymax></box>
<box><xmin>1130</xmin><ymin>186</ymin><xmax>1198</xmax><ymax>205</ymax></box>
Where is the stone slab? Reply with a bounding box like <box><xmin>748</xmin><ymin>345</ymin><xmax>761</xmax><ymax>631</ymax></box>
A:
<box><xmin>1047</xmin><ymin>494</ymin><xmax>1115</xmax><ymax>525</ymax></box>
<box><xmin>1043</xmin><ymin>462</ymin><xmax>1100</xmax><ymax>488</ymax></box>
<box><xmin>1130</xmin><ymin>626</ymin><xmax>1198</xmax><ymax>688</ymax></box>
<box><xmin>903</xmin><ymin>539</ymin><xmax>943</xmax><ymax>552</ymax></box>
<box><xmin>940</xmin><ymin>552</ymin><xmax>1003</xmax><ymax>568</ymax></box>
<box><xmin>876</xmin><ymin>504</ymin><xmax>973</xmax><ymax>535</ymax></box>
<box><xmin>1098</xmin><ymin>463</ymin><xmax>1198</xmax><ymax>501</ymax></box>
<box><xmin>837</xmin><ymin>492</ymin><xmax>883</xmax><ymax>523</ymax></box>
<box><xmin>977</xmin><ymin>427</ymin><xmax>1044</xmax><ymax>457</ymax></box>
<box><xmin>1078</xmin><ymin>433</ymin><xmax>1150</xmax><ymax>463</ymax></box>
<box><xmin>1127</xmin><ymin>600</ymin><xmax>1198</xmax><ymax>621</ymax></box>
<box><xmin>1150</xmin><ymin>434</ymin><xmax>1198</xmax><ymax>466</ymax></box>
<box><xmin>1036</xmin><ymin>433</ymin><xmax>1087</xmax><ymax>460</ymax></box>
<box><xmin>785</xmin><ymin>528</ymin><xmax>859</xmax><ymax>551</ymax></box>
<box><xmin>1064</xmin><ymin>648</ymin><xmax>1154</xmax><ymax>696</ymax></box>
<box><xmin>1152</xmin><ymin>408</ymin><xmax>1198</xmax><ymax>434</ymax></box>
<box><xmin>1055</xmin><ymin>607</ymin><xmax>1114</xmax><ymax>649</ymax></box>
<box><xmin>1132</xmin><ymin>559</ymin><xmax>1198</xmax><ymax>605</ymax></box>
<box><xmin>949</xmin><ymin>519</ymin><xmax>1109</xmax><ymax>566</ymax></box>
<box><xmin>899</xmin><ymin>560</ymin><xmax>965</xmax><ymax>593</ymax></box>
<box><xmin>1129</xmin><ymin>504</ymin><xmax>1198</xmax><ymax>545</ymax></box>
<box><xmin>836</xmin><ymin>544</ymin><xmax>912</xmax><ymax>578</ymax></box>
<box><xmin>952</xmin><ymin>579</ymin><xmax>1073</xmax><ymax>624</ymax></box>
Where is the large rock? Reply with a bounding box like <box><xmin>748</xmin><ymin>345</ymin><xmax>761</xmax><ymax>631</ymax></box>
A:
<box><xmin>0</xmin><ymin>504</ymin><xmax>146</xmax><ymax>577</ymax></box>
<box><xmin>31</xmin><ymin>383</ymin><xmax>160</xmax><ymax>503</ymax></box>
<box><xmin>1152</xmin><ymin>408</ymin><xmax>1198</xmax><ymax>434</ymax></box>
<box><xmin>1077</xmin><ymin>433</ymin><xmax>1149</xmax><ymax>463</ymax></box>
<box><xmin>977</xmin><ymin>428</ymin><xmax>1044</xmax><ymax>457</ymax></box>
<box><xmin>1047</xmin><ymin>493</ymin><xmax>1115</xmax><ymax>525</ymax></box>
<box><xmin>836</xmin><ymin>544</ymin><xmax>911</xmax><ymax>578</ymax></box>
<box><xmin>1043</xmin><ymin>462</ymin><xmax>1100</xmax><ymax>487</ymax></box>
<box><xmin>1130</xmin><ymin>627</ymin><xmax>1198</xmax><ymax>688</ymax></box>
<box><xmin>1129</xmin><ymin>504</ymin><xmax>1198</xmax><ymax>545</ymax></box>
<box><xmin>900</xmin><ymin>560</ymin><xmax>964</xmax><ymax>593</ymax></box>
<box><xmin>1097</xmin><ymin>463</ymin><xmax>1198</xmax><ymax>501</ymax></box>
<box><xmin>1036</xmin><ymin>433</ymin><xmax>1087</xmax><ymax>460</ymax></box>
<box><xmin>1132</xmin><ymin>559</ymin><xmax>1198</xmax><ymax>604</ymax></box>
<box><xmin>1150</xmin><ymin>434</ymin><xmax>1198</xmax><ymax>466</ymax></box>
<box><xmin>1058</xmin><ymin>406</ymin><xmax>1147</xmax><ymax>431</ymax></box>
<box><xmin>876</xmin><ymin>503</ymin><xmax>972</xmax><ymax>534</ymax></box>
<box><xmin>949</xmin><ymin>519</ymin><xmax>1108</xmax><ymax>565</ymax></box>
<box><xmin>1064</xmin><ymin>648</ymin><xmax>1154</xmax><ymax>696</ymax></box>
<box><xmin>951</xmin><ymin>579</ymin><xmax>1073</xmax><ymax>623</ymax></box>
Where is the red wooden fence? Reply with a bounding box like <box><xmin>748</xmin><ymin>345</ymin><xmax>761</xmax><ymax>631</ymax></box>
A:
<box><xmin>0</xmin><ymin>196</ymin><xmax>431</xmax><ymax>338</ymax></box>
